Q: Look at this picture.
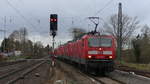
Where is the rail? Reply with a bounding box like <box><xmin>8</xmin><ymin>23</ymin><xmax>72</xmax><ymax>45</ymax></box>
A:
<box><xmin>6</xmin><ymin>61</ymin><xmax>46</xmax><ymax>84</ymax></box>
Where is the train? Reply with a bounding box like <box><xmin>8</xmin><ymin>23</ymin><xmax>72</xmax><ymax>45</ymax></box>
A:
<box><xmin>54</xmin><ymin>32</ymin><xmax>116</xmax><ymax>75</ymax></box>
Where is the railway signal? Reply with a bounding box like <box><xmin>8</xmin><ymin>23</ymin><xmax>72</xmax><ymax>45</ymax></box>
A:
<box><xmin>50</xmin><ymin>14</ymin><xmax>57</xmax><ymax>30</ymax></box>
<box><xmin>49</xmin><ymin>14</ymin><xmax>58</xmax><ymax>67</ymax></box>
<box><xmin>49</xmin><ymin>13</ymin><xmax>58</xmax><ymax>35</ymax></box>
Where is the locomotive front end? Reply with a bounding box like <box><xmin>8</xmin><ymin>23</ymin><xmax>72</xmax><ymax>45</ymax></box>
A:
<box><xmin>85</xmin><ymin>35</ymin><xmax>116</xmax><ymax>73</ymax></box>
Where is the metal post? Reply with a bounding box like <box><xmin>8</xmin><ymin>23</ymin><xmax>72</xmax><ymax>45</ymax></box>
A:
<box><xmin>4</xmin><ymin>16</ymin><xmax>6</xmax><ymax>52</ymax></box>
<box><xmin>52</xmin><ymin>37</ymin><xmax>55</xmax><ymax>51</ymax></box>
<box><xmin>118</xmin><ymin>2</ymin><xmax>123</xmax><ymax>64</ymax></box>
<box><xmin>72</xmin><ymin>17</ymin><xmax>74</xmax><ymax>27</ymax></box>
<box><xmin>23</xmin><ymin>28</ymin><xmax>26</xmax><ymax>54</ymax></box>
<box><xmin>52</xmin><ymin>36</ymin><xmax>55</xmax><ymax>67</ymax></box>
<box><xmin>0</xmin><ymin>29</ymin><xmax>6</xmax><ymax>52</ymax></box>
<box><xmin>4</xmin><ymin>30</ymin><xmax>6</xmax><ymax>52</ymax></box>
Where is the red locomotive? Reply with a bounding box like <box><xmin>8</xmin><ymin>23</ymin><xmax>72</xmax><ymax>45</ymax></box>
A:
<box><xmin>55</xmin><ymin>33</ymin><xmax>116</xmax><ymax>75</ymax></box>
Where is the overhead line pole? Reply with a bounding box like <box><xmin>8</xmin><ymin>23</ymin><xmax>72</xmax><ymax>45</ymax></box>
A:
<box><xmin>118</xmin><ymin>2</ymin><xmax>123</xmax><ymax>64</ymax></box>
<box><xmin>3</xmin><ymin>16</ymin><xmax>7</xmax><ymax>52</ymax></box>
<box><xmin>0</xmin><ymin>29</ymin><xmax>6</xmax><ymax>52</ymax></box>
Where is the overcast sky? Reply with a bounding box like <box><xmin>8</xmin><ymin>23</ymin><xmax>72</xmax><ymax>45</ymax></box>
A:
<box><xmin>0</xmin><ymin>0</ymin><xmax>150</xmax><ymax>46</ymax></box>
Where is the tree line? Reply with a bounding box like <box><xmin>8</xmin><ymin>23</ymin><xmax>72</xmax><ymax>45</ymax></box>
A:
<box><xmin>0</xmin><ymin>28</ymin><xmax>51</xmax><ymax>60</ymax></box>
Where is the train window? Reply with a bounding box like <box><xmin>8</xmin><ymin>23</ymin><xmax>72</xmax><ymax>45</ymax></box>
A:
<box><xmin>88</xmin><ymin>38</ymin><xmax>112</xmax><ymax>47</ymax></box>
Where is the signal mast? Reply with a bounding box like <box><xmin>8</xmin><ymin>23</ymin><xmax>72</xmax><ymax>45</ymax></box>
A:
<box><xmin>50</xmin><ymin>14</ymin><xmax>58</xmax><ymax>66</ymax></box>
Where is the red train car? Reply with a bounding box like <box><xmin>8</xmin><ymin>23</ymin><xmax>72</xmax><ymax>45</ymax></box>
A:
<box><xmin>55</xmin><ymin>33</ymin><xmax>116</xmax><ymax>75</ymax></box>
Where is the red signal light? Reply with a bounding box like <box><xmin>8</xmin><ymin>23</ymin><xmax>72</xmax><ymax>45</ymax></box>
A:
<box><xmin>50</xmin><ymin>19</ymin><xmax>53</xmax><ymax>22</ymax></box>
<box><xmin>54</xmin><ymin>19</ymin><xmax>57</xmax><ymax>22</ymax></box>
<box><xmin>50</xmin><ymin>19</ymin><xmax>57</xmax><ymax>22</ymax></box>
<box><xmin>50</xmin><ymin>14</ymin><xmax>58</xmax><ymax>31</ymax></box>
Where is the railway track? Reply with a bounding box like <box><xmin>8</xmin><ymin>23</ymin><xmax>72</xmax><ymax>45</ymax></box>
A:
<box><xmin>0</xmin><ymin>60</ymin><xmax>26</xmax><ymax>67</ymax></box>
<box><xmin>116</xmin><ymin>65</ymin><xmax>150</xmax><ymax>78</ymax></box>
<box><xmin>0</xmin><ymin>57</ymin><xmax>49</xmax><ymax>84</ymax></box>
<box><xmin>0</xmin><ymin>61</ymin><xmax>40</xmax><ymax>83</ymax></box>
<box><xmin>0</xmin><ymin>61</ymin><xmax>28</xmax><ymax>76</ymax></box>
<box><xmin>6</xmin><ymin>61</ymin><xmax>46</xmax><ymax>84</ymax></box>
<box><xmin>78</xmin><ymin>70</ymin><xmax>124</xmax><ymax>84</ymax></box>
<box><xmin>90</xmin><ymin>75</ymin><xmax>124</xmax><ymax>84</ymax></box>
<box><xmin>58</xmin><ymin>60</ymin><xmax>124</xmax><ymax>84</ymax></box>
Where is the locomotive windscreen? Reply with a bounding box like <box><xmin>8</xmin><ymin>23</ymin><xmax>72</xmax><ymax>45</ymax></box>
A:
<box><xmin>88</xmin><ymin>37</ymin><xmax>112</xmax><ymax>47</ymax></box>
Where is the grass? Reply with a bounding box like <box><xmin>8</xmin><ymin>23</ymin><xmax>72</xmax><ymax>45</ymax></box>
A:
<box><xmin>7</xmin><ymin>55</ymin><xmax>31</xmax><ymax>61</ymax></box>
<box><xmin>118</xmin><ymin>61</ymin><xmax>150</xmax><ymax>71</ymax></box>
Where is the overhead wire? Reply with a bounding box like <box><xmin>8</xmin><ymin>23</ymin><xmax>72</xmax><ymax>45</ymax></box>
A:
<box><xmin>85</xmin><ymin>0</ymin><xmax>115</xmax><ymax>32</ymax></box>
<box><xmin>5</xmin><ymin>0</ymin><xmax>37</xmax><ymax>29</ymax></box>
<box><xmin>94</xmin><ymin>0</ymin><xmax>115</xmax><ymax>16</ymax></box>
<box><xmin>9</xmin><ymin>0</ymin><xmax>45</xmax><ymax>33</ymax></box>
<box><xmin>6</xmin><ymin>0</ymin><xmax>115</xmax><ymax>40</ymax></box>
<box><xmin>5</xmin><ymin>0</ymin><xmax>51</xmax><ymax>45</ymax></box>
<box><xmin>5</xmin><ymin>0</ymin><xmax>49</xmax><ymax>38</ymax></box>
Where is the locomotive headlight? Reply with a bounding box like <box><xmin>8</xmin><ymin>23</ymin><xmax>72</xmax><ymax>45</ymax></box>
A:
<box><xmin>109</xmin><ymin>56</ymin><xmax>113</xmax><ymax>59</ymax></box>
<box><xmin>88</xmin><ymin>55</ymin><xmax>92</xmax><ymax>59</ymax></box>
<box><xmin>103</xmin><ymin>51</ymin><xmax>112</xmax><ymax>55</ymax></box>
<box><xmin>88</xmin><ymin>51</ymin><xmax>98</xmax><ymax>54</ymax></box>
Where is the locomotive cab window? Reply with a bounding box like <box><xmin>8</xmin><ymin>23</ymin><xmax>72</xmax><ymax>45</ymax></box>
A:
<box><xmin>88</xmin><ymin>38</ymin><xmax>112</xmax><ymax>47</ymax></box>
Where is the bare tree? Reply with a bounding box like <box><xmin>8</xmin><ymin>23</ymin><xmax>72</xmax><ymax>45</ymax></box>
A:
<box><xmin>9</xmin><ymin>27</ymin><xmax>28</xmax><ymax>42</ymax></box>
<box><xmin>103</xmin><ymin>14</ymin><xmax>140</xmax><ymax>48</ymax></box>
<box><xmin>141</xmin><ymin>25</ymin><xmax>150</xmax><ymax>37</ymax></box>
<box><xmin>9</xmin><ymin>30</ymin><xmax>20</xmax><ymax>41</ymax></box>
<box><xmin>139</xmin><ymin>25</ymin><xmax>150</xmax><ymax>63</ymax></box>
<box><xmin>132</xmin><ymin>36</ymin><xmax>141</xmax><ymax>63</ymax></box>
<box><xmin>8</xmin><ymin>28</ymin><xmax>29</xmax><ymax>56</ymax></box>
